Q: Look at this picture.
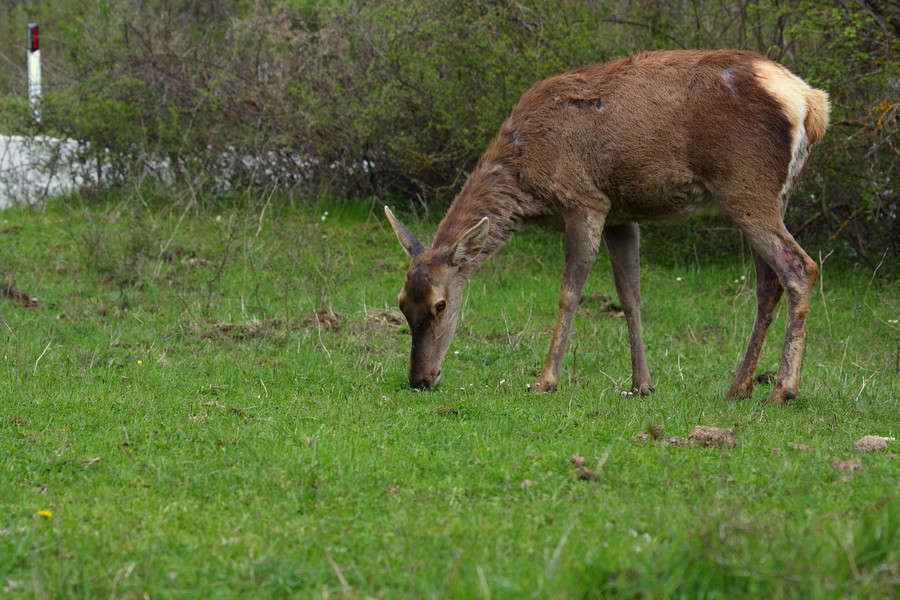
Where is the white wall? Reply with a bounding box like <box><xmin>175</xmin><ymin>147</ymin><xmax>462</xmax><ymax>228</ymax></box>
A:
<box><xmin>0</xmin><ymin>134</ymin><xmax>95</xmax><ymax>208</ymax></box>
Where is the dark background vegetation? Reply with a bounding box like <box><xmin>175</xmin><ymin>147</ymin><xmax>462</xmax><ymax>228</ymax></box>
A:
<box><xmin>0</xmin><ymin>0</ymin><xmax>897</xmax><ymax>268</ymax></box>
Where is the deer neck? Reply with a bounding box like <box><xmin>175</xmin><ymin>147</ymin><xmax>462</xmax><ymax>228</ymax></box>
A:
<box><xmin>433</xmin><ymin>161</ymin><xmax>531</xmax><ymax>275</ymax></box>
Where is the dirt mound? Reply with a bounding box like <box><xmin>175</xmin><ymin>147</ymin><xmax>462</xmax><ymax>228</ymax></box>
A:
<box><xmin>634</xmin><ymin>425</ymin><xmax>736</xmax><ymax>449</ymax></box>
<box><xmin>688</xmin><ymin>426</ymin><xmax>737</xmax><ymax>448</ymax></box>
<box><xmin>303</xmin><ymin>306</ymin><xmax>342</xmax><ymax>330</ymax></box>
<box><xmin>365</xmin><ymin>309</ymin><xmax>404</xmax><ymax>328</ymax></box>
<box><xmin>632</xmin><ymin>425</ymin><xmax>665</xmax><ymax>444</ymax></box>
<box><xmin>665</xmin><ymin>436</ymin><xmax>690</xmax><ymax>447</ymax></box>
<box><xmin>580</xmin><ymin>292</ymin><xmax>623</xmax><ymax>317</ymax></box>
<box><xmin>570</xmin><ymin>454</ymin><xmax>600</xmax><ymax>481</ymax></box>
<box><xmin>854</xmin><ymin>435</ymin><xmax>890</xmax><ymax>452</ymax></box>
<box><xmin>193</xmin><ymin>318</ymin><xmax>287</xmax><ymax>340</ymax></box>
<box><xmin>832</xmin><ymin>458</ymin><xmax>862</xmax><ymax>472</ymax></box>
<box><xmin>2</xmin><ymin>282</ymin><xmax>40</xmax><ymax>308</ymax></box>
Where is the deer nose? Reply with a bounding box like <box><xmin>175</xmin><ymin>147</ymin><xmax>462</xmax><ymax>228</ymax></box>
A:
<box><xmin>410</xmin><ymin>370</ymin><xmax>441</xmax><ymax>390</ymax></box>
<box><xmin>410</xmin><ymin>377</ymin><xmax>430</xmax><ymax>390</ymax></box>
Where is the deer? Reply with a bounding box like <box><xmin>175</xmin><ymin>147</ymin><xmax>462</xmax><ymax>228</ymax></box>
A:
<box><xmin>385</xmin><ymin>49</ymin><xmax>830</xmax><ymax>405</ymax></box>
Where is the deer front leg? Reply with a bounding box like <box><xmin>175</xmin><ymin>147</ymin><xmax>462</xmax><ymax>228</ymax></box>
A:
<box><xmin>603</xmin><ymin>223</ymin><xmax>653</xmax><ymax>396</ymax></box>
<box><xmin>534</xmin><ymin>211</ymin><xmax>604</xmax><ymax>392</ymax></box>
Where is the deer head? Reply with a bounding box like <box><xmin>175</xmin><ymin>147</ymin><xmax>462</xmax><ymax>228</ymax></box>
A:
<box><xmin>385</xmin><ymin>206</ymin><xmax>489</xmax><ymax>389</ymax></box>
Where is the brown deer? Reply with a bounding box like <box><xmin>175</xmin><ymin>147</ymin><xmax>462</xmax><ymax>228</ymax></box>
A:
<box><xmin>386</xmin><ymin>49</ymin><xmax>830</xmax><ymax>404</ymax></box>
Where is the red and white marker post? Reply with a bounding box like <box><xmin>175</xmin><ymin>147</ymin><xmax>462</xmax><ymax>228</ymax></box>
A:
<box><xmin>28</xmin><ymin>23</ymin><xmax>41</xmax><ymax>122</ymax></box>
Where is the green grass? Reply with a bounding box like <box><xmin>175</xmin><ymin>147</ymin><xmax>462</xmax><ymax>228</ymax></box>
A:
<box><xmin>1</xmin><ymin>196</ymin><xmax>898</xmax><ymax>598</ymax></box>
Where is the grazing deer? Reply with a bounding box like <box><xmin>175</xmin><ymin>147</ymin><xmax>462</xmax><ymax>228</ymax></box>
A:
<box><xmin>386</xmin><ymin>49</ymin><xmax>830</xmax><ymax>404</ymax></box>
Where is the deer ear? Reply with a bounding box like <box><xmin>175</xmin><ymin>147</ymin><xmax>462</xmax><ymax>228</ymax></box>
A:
<box><xmin>451</xmin><ymin>217</ymin><xmax>489</xmax><ymax>266</ymax></box>
<box><xmin>385</xmin><ymin>206</ymin><xmax>424</xmax><ymax>258</ymax></box>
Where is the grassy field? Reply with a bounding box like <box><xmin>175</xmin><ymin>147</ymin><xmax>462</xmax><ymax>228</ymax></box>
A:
<box><xmin>1</xmin><ymin>196</ymin><xmax>898</xmax><ymax>598</ymax></box>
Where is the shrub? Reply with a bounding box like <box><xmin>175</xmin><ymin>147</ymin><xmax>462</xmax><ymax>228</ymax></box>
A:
<box><xmin>0</xmin><ymin>0</ymin><xmax>896</xmax><ymax>267</ymax></box>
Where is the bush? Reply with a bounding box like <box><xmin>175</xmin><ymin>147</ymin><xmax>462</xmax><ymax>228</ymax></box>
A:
<box><xmin>0</xmin><ymin>0</ymin><xmax>896</xmax><ymax>267</ymax></box>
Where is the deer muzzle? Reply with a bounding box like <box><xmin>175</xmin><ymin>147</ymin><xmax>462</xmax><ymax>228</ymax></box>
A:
<box><xmin>409</xmin><ymin>369</ymin><xmax>442</xmax><ymax>390</ymax></box>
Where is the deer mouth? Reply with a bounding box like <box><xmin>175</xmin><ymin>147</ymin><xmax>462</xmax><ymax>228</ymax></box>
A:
<box><xmin>410</xmin><ymin>369</ymin><xmax>442</xmax><ymax>390</ymax></box>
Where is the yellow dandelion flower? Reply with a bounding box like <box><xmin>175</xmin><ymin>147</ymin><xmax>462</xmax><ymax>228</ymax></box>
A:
<box><xmin>37</xmin><ymin>510</ymin><xmax>53</xmax><ymax>519</ymax></box>
<box><xmin>137</xmin><ymin>360</ymin><xmax>143</xmax><ymax>365</ymax></box>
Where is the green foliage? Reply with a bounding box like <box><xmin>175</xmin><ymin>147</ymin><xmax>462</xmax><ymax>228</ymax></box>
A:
<box><xmin>0</xmin><ymin>96</ymin><xmax>29</xmax><ymax>132</ymax></box>
<box><xmin>290</xmin><ymin>1</ymin><xmax>610</xmax><ymax>193</ymax></box>
<box><xmin>782</xmin><ymin>1</ymin><xmax>899</xmax><ymax>268</ymax></box>
<box><xmin>0</xmin><ymin>0</ymin><xmax>897</xmax><ymax>265</ymax></box>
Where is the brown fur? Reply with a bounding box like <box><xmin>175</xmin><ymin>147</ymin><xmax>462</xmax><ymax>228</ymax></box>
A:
<box><xmin>388</xmin><ymin>49</ymin><xmax>830</xmax><ymax>403</ymax></box>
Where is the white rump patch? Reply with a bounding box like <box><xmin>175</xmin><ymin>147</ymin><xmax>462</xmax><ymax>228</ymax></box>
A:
<box><xmin>781</xmin><ymin>131</ymin><xmax>809</xmax><ymax>210</ymax></box>
<box><xmin>753</xmin><ymin>61</ymin><xmax>814</xmax><ymax>209</ymax></box>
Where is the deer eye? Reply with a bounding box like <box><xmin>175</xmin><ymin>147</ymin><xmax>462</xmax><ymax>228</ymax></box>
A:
<box><xmin>434</xmin><ymin>300</ymin><xmax>447</xmax><ymax>313</ymax></box>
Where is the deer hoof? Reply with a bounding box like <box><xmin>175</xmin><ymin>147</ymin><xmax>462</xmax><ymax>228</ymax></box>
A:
<box><xmin>531</xmin><ymin>380</ymin><xmax>558</xmax><ymax>393</ymax></box>
<box><xmin>634</xmin><ymin>383</ymin><xmax>654</xmax><ymax>397</ymax></box>
<box><xmin>766</xmin><ymin>386</ymin><xmax>796</xmax><ymax>405</ymax></box>
<box><xmin>725</xmin><ymin>384</ymin><xmax>753</xmax><ymax>400</ymax></box>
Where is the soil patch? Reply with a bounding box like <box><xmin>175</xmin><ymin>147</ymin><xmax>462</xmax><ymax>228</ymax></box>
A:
<box><xmin>570</xmin><ymin>453</ymin><xmax>600</xmax><ymax>481</ymax></box>
<box><xmin>303</xmin><ymin>307</ymin><xmax>342</xmax><ymax>330</ymax></box>
<box><xmin>832</xmin><ymin>458</ymin><xmax>862</xmax><ymax>472</ymax></box>
<box><xmin>580</xmin><ymin>292</ymin><xmax>623</xmax><ymax>317</ymax></box>
<box><xmin>364</xmin><ymin>309</ymin><xmax>404</xmax><ymax>329</ymax></box>
<box><xmin>186</xmin><ymin>257</ymin><xmax>215</xmax><ymax>268</ymax></box>
<box><xmin>639</xmin><ymin>425</ymin><xmax>735</xmax><ymax>448</ymax></box>
<box><xmin>665</xmin><ymin>436</ymin><xmax>690</xmax><ymax>447</ymax></box>
<box><xmin>632</xmin><ymin>425</ymin><xmax>665</xmax><ymax>444</ymax></box>
<box><xmin>161</xmin><ymin>246</ymin><xmax>194</xmax><ymax>262</ymax></box>
<box><xmin>193</xmin><ymin>318</ymin><xmax>287</xmax><ymax>341</ymax></box>
<box><xmin>1</xmin><ymin>283</ymin><xmax>40</xmax><ymax>308</ymax></box>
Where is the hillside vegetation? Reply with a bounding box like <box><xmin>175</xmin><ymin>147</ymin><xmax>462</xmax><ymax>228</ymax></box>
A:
<box><xmin>0</xmin><ymin>1</ymin><xmax>897</xmax><ymax>267</ymax></box>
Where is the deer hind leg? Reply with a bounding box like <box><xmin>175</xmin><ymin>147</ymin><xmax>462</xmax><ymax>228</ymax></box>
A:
<box><xmin>727</xmin><ymin>213</ymin><xmax>817</xmax><ymax>405</ymax></box>
<box><xmin>768</xmin><ymin>236</ymin><xmax>817</xmax><ymax>405</ymax></box>
<box><xmin>603</xmin><ymin>223</ymin><xmax>653</xmax><ymax>396</ymax></box>
<box><xmin>726</xmin><ymin>250</ymin><xmax>784</xmax><ymax>399</ymax></box>
<box><xmin>534</xmin><ymin>210</ymin><xmax>605</xmax><ymax>392</ymax></box>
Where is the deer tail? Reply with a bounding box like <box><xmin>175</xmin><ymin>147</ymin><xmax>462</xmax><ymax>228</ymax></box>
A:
<box><xmin>803</xmin><ymin>87</ymin><xmax>830</xmax><ymax>145</ymax></box>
